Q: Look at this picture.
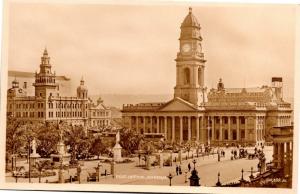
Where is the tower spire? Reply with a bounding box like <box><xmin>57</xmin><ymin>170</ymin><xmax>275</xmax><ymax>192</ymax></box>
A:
<box><xmin>189</xmin><ymin>7</ymin><xmax>192</xmax><ymax>14</ymax></box>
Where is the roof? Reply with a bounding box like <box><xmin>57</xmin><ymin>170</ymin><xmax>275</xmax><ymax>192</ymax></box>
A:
<box><xmin>223</xmin><ymin>87</ymin><xmax>269</xmax><ymax>94</ymax></box>
<box><xmin>181</xmin><ymin>7</ymin><xmax>200</xmax><ymax>28</ymax></box>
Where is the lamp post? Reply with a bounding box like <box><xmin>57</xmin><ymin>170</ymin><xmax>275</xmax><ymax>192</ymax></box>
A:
<box><xmin>240</xmin><ymin>168</ymin><xmax>244</xmax><ymax>182</ymax></box>
<box><xmin>216</xmin><ymin>172</ymin><xmax>221</xmax><ymax>186</ymax></box>
<box><xmin>249</xmin><ymin>166</ymin><xmax>254</xmax><ymax>179</ymax></box>
<box><xmin>28</xmin><ymin>138</ymin><xmax>32</xmax><ymax>183</ymax></box>
<box><xmin>167</xmin><ymin>172</ymin><xmax>173</xmax><ymax>186</ymax></box>
<box><xmin>192</xmin><ymin>159</ymin><xmax>196</xmax><ymax>169</ymax></box>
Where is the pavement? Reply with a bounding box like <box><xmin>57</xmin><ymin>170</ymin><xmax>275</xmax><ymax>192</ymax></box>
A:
<box><xmin>6</xmin><ymin>146</ymin><xmax>273</xmax><ymax>186</ymax></box>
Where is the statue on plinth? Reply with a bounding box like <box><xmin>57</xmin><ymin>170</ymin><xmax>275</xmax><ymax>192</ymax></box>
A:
<box><xmin>113</xmin><ymin>130</ymin><xmax>123</xmax><ymax>162</ymax></box>
<box><xmin>30</xmin><ymin>138</ymin><xmax>41</xmax><ymax>167</ymax></box>
<box><xmin>50</xmin><ymin>128</ymin><xmax>71</xmax><ymax>165</ymax></box>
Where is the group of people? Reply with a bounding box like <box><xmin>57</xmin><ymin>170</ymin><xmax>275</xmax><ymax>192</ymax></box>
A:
<box><xmin>175</xmin><ymin>162</ymin><xmax>193</xmax><ymax>176</ymax></box>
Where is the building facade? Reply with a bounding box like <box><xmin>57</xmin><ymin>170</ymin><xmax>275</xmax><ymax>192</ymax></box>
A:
<box><xmin>122</xmin><ymin>8</ymin><xmax>293</xmax><ymax>146</ymax></box>
<box><xmin>7</xmin><ymin>49</ymin><xmax>111</xmax><ymax>128</ymax></box>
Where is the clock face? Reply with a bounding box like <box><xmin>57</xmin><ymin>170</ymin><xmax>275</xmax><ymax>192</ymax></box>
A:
<box><xmin>182</xmin><ymin>43</ymin><xmax>191</xmax><ymax>53</ymax></box>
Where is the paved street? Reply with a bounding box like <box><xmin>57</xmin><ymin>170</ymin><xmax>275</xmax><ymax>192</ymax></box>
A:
<box><xmin>6</xmin><ymin>146</ymin><xmax>273</xmax><ymax>187</ymax></box>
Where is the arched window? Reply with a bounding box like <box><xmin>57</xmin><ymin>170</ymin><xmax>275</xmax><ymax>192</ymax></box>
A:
<box><xmin>183</xmin><ymin>68</ymin><xmax>190</xmax><ymax>85</ymax></box>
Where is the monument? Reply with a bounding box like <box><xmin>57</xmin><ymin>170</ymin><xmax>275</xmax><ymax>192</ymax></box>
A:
<box><xmin>112</xmin><ymin>130</ymin><xmax>123</xmax><ymax>162</ymax></box>
<box><xmin>30</xmin><ymin>138</ymin><xmax>41</xmax><ymax>167</ymax></box>
<box><xmin>50</xmin><ymin>130</ymin><xmax>71</xmax><ymax>165</ymax></box>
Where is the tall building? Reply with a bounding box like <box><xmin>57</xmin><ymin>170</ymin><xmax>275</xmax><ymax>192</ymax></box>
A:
<box><xmin>121</xmin><ymin>8</ymin><xmax>293</xmax><ymax>146</ymax></box>
<box><xmin>7</xmin><ymin>49</ymin><xmax>111</xmax><ymax>128</ymax></box>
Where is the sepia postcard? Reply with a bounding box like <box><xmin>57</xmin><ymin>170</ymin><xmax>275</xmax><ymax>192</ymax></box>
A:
<box><xmin>0</xmin><ymin>0</ymin><xmax>299</xmax><ymax>194</ymax></box>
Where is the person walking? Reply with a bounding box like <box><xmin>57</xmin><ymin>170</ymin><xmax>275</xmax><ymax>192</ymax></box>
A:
<box><xmin>188</xmin><ymin>163</ymin><xmax>191</xmax><ymax>172</ymax></box>
<box><xmin>179</xmin><ymin>165</ymin><xmax>182</xmax><ymax>175</ymax></box>
<box><xmin>176</xmin><ymin>165</ymin><xmax>179</xmax><ymax>176</ymax></box>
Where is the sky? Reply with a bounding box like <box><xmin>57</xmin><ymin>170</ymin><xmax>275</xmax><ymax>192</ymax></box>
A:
<box><xmin>7</xmin><ymin>2</ymin><xmax>296</xmax><ymax>99</ymax></box>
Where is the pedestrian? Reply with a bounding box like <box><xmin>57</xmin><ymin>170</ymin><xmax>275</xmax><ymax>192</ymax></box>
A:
<box><xmin>179</xmin><ymin>165</ymin><xmax>182</xmax><ymax>175</ymax></box>
<box><xmin>188</xmin><ymin>163</ymin><xmax>191</xmax><ymax>172</ymax></box>
<box><xmin>176</xmin><ymin>165</ymin><xmax>179</xmax><ymax>176</ymax></box>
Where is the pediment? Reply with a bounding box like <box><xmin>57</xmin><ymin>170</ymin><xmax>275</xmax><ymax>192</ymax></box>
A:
<box><xmin>159</xmin><ymin>97</ymin><xmax>197</xmax><ymax>112</ymax></box>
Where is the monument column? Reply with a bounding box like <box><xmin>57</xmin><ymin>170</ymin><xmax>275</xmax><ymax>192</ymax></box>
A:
<box><xmin>156</xmin><ymin>116</ymin><xmax>160</xmax><ymax>133</ymax></box>
<box><xmin>172</xmin><ymin>116</ymin><xmax>175</xmax><ymax>142</ymax></box>
<box><xmin>196</xmin><ymin>116</ymin><xmax>200</xmax><ymax>142</ymax></box>
<box><xmin>188</xmin><ymin>116</ymin><xmax>191</xmax><ymax>141</ymax></box>
<box><xmin>180</xmin><ymin>116</ymin><xmax>183</xmax><ymax>144</ymax></box>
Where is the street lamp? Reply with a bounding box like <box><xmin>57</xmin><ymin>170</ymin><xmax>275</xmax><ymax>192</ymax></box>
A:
<box><xmin>192</xmin><ymin>159</ymin><xmax>196</xmax><ymax>169</ymax></box>
<box><xmin>167</xmin><ymin>172</ymin><xmax>173</xmax><ymax>186</ymax></box>
<box><xmin>249</xmin><ymin>166</ymin><xmax>254</xmax><ymax>179</ymax></box>
<box><xmin>240</xmin><ymin>168</ymin><xmax>244</xmax><ymax>182</ymax></box>
<box><xmin>216</xmin><ymin>172</ymin><xmax>221</xmax><ymax>186</ymax></box>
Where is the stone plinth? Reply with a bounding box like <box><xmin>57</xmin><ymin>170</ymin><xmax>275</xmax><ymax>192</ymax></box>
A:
<box><xmin>50</xmin><ymin>141</ymin><xmax>71</xmax><ymax>166</ymax></box>
<box><xmin>113</xmin><ymin>143</ymin><xmax>122</xmax><ymax>162</ymax></box>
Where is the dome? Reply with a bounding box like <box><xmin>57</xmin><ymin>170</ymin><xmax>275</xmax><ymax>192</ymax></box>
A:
<box><xmin>77</xmin><ymin>78</ymin><xmax>88</xmax><ymax>92</ymax></box>
<box><xmin>181</xmin><ymin>7</ymin><xmax>200</xmax><ymax>28</ymax></box>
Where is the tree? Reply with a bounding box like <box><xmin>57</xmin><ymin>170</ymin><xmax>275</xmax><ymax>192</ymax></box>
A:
<box><xmin>6</xmin><ymin>116</ymin><xmax>26</xmax><ymax>156</ymax></box>
<box><xmin>119</xmin><ymin>128</ymin><xmax>144</xmax><ymax>156</ymax></box>
<box><xmin>89</xmin><ymin>136</ymin><xmax>107</xmax><ymax>159</ymax></box>
<box><xmin>35</xmin><ymin>160</ymin><xmax>52</xmax><ymax>183</ymax></box>
<box><xmin>37</xmin><ymin>122</ymin><xmax>60</xmax><ymax>158</ymax></box>
<box><xmin>65</xmin><ymin>125</ymin><xmax>92</xmax><ymax>160</ymax></box>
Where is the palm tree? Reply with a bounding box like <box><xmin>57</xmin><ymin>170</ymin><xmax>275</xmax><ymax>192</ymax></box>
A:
<box><xmin>35</xmin><ymin>160</ymin><xmax>52</xmax><ymax>183</ymax></box>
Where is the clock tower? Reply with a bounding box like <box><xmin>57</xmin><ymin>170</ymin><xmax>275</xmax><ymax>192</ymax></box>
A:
<box><xmin>174</xmin><ymin>7</ymin><xmax>207</xmax><ymax>106</ymax></box>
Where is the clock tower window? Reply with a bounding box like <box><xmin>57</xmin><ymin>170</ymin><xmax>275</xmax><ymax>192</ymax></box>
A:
<box><xmin>184</xmin><ymin>68</ymin><xmax>190</xmax><ymax>85</ymax></box>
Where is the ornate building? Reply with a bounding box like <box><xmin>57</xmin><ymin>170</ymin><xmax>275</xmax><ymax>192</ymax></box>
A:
<box><xmin>121</xmin><ymin>8</ymin><xmax>293</xmax><ymax>146</ymax></box>
<box><xmin>7</xmin><ymin>49</ymin><xmax>111</xmax><ymax>128</ymax></box>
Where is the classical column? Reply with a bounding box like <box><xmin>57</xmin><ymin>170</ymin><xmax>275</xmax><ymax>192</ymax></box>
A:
<box><xmin>255</xmin><ymin>120</ymin><xmax>258</xmax><ymax>144</ymax></box>
<box><xmin>219</xmin><ymin>116</ymin><xmax>223</xmax><ymax>142</ymax></box>
<box><xmin>180</xmin><ymin>116</ymin><xmax>183</xmax><ymax>144</ymax></box>
<box><xmin>285</xmin><ymin>142</ymin><xmax>290</xmax><ymax>176</ymax></box>
<box><xmin>273</xmin><ymin>142</ymin><xmax>278</xmax><ymax>168</ymax></box>
<box><xmin>156</xmin><ymin>116</ymin><xmax>160</xmax><ymax>133</ymax></box>
<box><xmin>211</xmin><ymin>116</ymin><xmax>215</xmax><ymax>141</ymax></box>
<box><xmin>172</xmin><ymin>116</ymin><xmax>175</xmax><ymax>142</ymax></box>
<box><xmin>236</xmin><ymin>116</ymin><xmax>240</xmax><ymax>141</ymax></box>
<box><xmin>280</xmin><ymin>143</ymin><xmax>285</xmax><ymax>168</ymax></box>
<box><xmin>228</xmin><ymin>116</ymin><xmax>231</xmax><ymax>141</ymax></box>
<box><xmin>150</xmin><ymin>116</ymin><xmax>153</xmax><ymax>133</ymax></box>
<box><xmin>244</xmin><ymin>117</ymin><xmax>248</xmax><ymax>141</ymax></box>
<box><xmin>143</xmin><ymin>116</ymin><xmax>146</xmax><ymax>133</ymax></box>
<box><xmin>129</xmin><ymin>116</ymin><xmax>132</xmax><ymax>130</ymax></box>
<box><xmin>136</xmin><ymin>116</ymin><xmax>139</xmax><ymax>132</ymax></box>
<box><xmin>196</xmin><ymin>116</ymin><xmax>200</xmax><ymax>142</ymax></box>
<box><xmin>188</xmin><ymin>116</ymin><xmax>191</xmax><ymax>141</ymax></box>
<box><xmin>164</xmin><ymin>116</ymin><xmax>168</xmax><ymax>139</ymax></box>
